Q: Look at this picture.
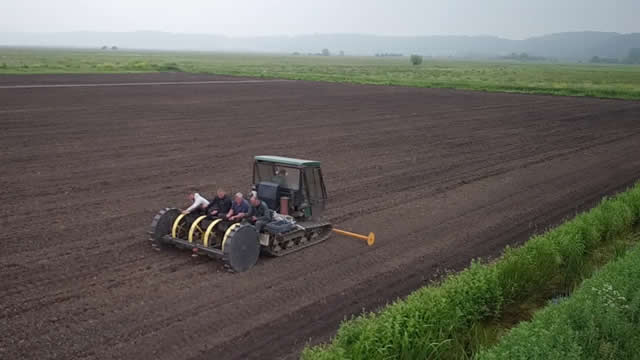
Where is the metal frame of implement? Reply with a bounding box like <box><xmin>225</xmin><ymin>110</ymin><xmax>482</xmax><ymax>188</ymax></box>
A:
<box><xmin>151</xmin><ymin>209</ymin><xmax>375</xmax><ymax>260</ymax></box>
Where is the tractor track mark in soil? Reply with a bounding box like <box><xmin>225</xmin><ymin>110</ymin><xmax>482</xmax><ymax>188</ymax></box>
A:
<box><xmin>2</xmin><ymin>73</ymin><xmax>640</xmax><ymax>360</ymax></box>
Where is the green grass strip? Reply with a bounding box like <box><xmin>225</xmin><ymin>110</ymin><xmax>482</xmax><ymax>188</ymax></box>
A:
<box><xmin>302</xmin><ymin>182</ymin><xmax>640</xmax><ymax>360</ymax></box>
<box><xmin>2</xmin><ymin>48</ymin><xmax>640</xmax><ymax>100</ymax></box>
<box><xmin>477</xmin><ymin>242</ymin><xmax>640</xmax><ymax>360</ymax></box>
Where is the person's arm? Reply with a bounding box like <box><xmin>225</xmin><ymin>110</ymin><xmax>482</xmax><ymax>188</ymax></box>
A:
<box><xmin>210</xmin><ymin>198</ymin><xmax>219</xmax><ymax>210</ymax></box>
<box><xmin>209</xmin><ymin>198</ymin><xmax>220</xmax><ymax>215</ymax></box>
<box><xmin>184</xmin><ymin>193</ymin><xmax>206</xmax><ymax>214</ymax></box>
<box><xmin>265</xmin><ymin>208</ymin><xmax>273</xmax><ymax>221</ymax></box>
<box><xmin>199</xmin><ymin>194</ymin><xmax>210</xmax><ymax>209</ymax></box>
<box><xmin>257</xmin><ymin>204</ymin><xmax>272</xmax><ymax>222</ymax></box>
<box><xmin>248</xmin><ymin>205</ymin><xmax>256</xmax><ymax>221</ymax></box>
<box><xmin>223</xmin><ymin>198</ymin><xmax>232</xmax><ymax>214</ymax></box>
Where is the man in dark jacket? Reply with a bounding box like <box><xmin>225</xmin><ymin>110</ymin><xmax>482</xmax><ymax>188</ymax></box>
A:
<box><xmin>249</xmin><ymin>196</ymin><xmax>272</xmax><ymax>233</ymax></box>
<box><xmin>206</xmin><ymin>188</ymin><xmax>232</xmax><ymax>218</ymax></box>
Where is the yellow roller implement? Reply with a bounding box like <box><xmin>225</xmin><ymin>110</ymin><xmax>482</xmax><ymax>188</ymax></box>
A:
<box><xmin>203</xmin><ymin>219</ymin><xmax>223</xmax><ymax>247</ymax></box>
<box><xmin>332</xmin><ymin>228</ymin><xmax>376</xmax><ymax>246</ymax></box>
<box><xmin>222</xmin><ymin>223</ymin><xmax>242</xmax><ymax>251</ymax></box>
<box><xmin>188</xmin><ymin>216</ymin><xmax>208</xmax><ymax>243</ymax></box>
<box><xmin>171</xmin><ymin>213</ymin><xmax>188</xmax><ymax>238</ymax></box>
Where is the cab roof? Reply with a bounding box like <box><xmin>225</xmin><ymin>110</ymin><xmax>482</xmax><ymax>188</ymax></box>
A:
<box><xmin>254</xmin><ymin>155</ymin><xmax>321</xmax><ymax>167</ymax></box>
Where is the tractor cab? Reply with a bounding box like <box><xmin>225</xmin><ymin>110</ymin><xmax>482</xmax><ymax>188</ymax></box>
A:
<box><xmin>252</xmin><ymin>155</ymin><xmax>327</xmax><ymax>220</ymax></box>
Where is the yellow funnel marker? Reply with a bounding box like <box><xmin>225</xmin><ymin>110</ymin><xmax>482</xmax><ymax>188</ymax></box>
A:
<box><xmin>332</xmin><ymin>228</ymin><xmax>375</xmax><ymax>246</ymax></box>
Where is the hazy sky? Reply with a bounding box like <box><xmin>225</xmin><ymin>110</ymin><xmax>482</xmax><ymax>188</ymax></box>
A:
<box><xmin>2</xmin><ymin>0</ymin><xmax>639</xmax><ymax>39</ymax></box>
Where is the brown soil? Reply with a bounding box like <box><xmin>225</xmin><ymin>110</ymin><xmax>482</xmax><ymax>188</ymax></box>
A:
<box><xmin>1</xmin><ymin>73</ymin><xmax>640</xmax><ymax>360</ymax></box>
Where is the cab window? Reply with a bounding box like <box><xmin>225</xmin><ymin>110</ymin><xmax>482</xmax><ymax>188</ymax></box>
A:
<box><xmin>254</xmin><ymin>162</ymin><xmax>300</xmax><ymax>190</ymax></box>
<box><xmin>305</xmin><ymin>167</ymin><xmax>325</xmax><ymax>200</ymax></box>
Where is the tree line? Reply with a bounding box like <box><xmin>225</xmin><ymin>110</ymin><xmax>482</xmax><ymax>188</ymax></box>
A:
<box><xmin>591</xmin><ymin>48</ymin><xmax>640</xmax><ymax>64</ymax></box>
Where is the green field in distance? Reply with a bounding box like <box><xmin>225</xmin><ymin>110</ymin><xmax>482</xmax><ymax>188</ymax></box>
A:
<box><xmin>2</xmin><ymin>47</ymin><xmax>640</xmax><ymax>100</ymax></box>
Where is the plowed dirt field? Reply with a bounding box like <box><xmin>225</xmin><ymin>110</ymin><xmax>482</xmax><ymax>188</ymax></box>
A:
<box><xmin>2</xmin><ymin>73</ymin><xmax>640</xmax><ymax>360</ymax></box>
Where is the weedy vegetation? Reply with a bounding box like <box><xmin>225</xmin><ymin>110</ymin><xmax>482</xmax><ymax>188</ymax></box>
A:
<box><xmin>477</xmin><ymin>243</ymin><xmax>640</xmax><ymax>360</ymax></box>
<box><xmin>302</xmin><ymin>183</ymin><xmax>640</xmax><ymax>360</ymax></box>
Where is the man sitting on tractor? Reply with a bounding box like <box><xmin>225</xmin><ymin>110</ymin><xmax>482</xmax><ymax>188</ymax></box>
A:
<box><xmin>271</xmin><ymin>166</ymin><xmax>288</xmax><ymax>186</ymax></box>
<box><xmin>182</xmin><ymin>191</ymin><xmax>210</xmax><ymax>215</ymax></box>
<box><xmin>226</xmin><ymin>192</ymin><xmax>250</xmax><ymax>222</ymax></box>
<box><xmin>206</xmin><ymin>188</ymin><xmax>232</xmax><ymax>218</ymax></box>
<box><xmin>249</xmin><ymin>196</ymin><xmax>273</xmax><ymax>233</ymax></box>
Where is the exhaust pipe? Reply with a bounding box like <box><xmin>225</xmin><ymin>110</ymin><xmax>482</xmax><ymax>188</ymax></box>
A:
<box><xmin>280</xmin><ymin>196</ymin><xmax>290</xmax><ymax>215</ymax></box>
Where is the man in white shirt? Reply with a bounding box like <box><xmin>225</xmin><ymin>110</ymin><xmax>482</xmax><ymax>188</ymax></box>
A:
<box><xmin>182</xmin><ymin>192</ymin><xmax>210</xmax><ymax>215</ymax></box>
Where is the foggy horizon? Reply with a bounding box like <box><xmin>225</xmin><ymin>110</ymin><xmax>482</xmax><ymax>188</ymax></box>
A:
<box><xmin>3</xmin><ymin>0</ymin><xmax>640</xmax><ymax>40</ymax></box>
<box><xmin>3</xmin><ymin>29</ymin><xmax>640</xmax><ymax>41</ymax></box>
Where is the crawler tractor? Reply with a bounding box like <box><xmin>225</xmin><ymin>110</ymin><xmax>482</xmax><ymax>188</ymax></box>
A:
<box><xmin>149</xmin><ymin>156</ymin><xmax>374</xmax><ymax>272</ymax></box>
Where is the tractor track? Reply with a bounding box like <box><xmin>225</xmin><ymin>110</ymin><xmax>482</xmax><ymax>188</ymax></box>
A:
<box><xmin>1</xmin><ymin>73</ymin><xmax>640</xmax><ymax>360</ymax></box>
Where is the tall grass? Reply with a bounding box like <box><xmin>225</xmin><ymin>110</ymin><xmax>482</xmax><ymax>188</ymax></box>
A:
<box><xmin>302</xmin><ymin>183</ymin><xmax>640</xmax><ymax>360</ymax></box>
<box><xmin>477</xmin><ymin>243</ymin><xmax>640</xmax><ymax>360</ymax></box>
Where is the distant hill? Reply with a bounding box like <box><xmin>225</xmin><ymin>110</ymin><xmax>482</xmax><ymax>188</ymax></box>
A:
<box><xmin>517</xmin><ymin>32</ymin><xmax>620</xmax><ymax>59</ymax></box>
<box><xmin>1</xmin><ymin>31</ymin><xmax>639</xmax><ymax>61</ymax></box>
<box><xmin>589</xmin><ymin>33</ymin><xmax>640</xmax><ymax>58</ymax></box>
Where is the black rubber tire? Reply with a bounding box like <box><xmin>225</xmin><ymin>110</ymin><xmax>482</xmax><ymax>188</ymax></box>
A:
<box><xmin>149</xmin><ymin>208</ymin><xmax>180</xmax><ymax>247</ymax></box>
<box><xmin>222</xmin><ymin>224</ymin><xmax>260</xmax><ymax>272</ymax></box>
